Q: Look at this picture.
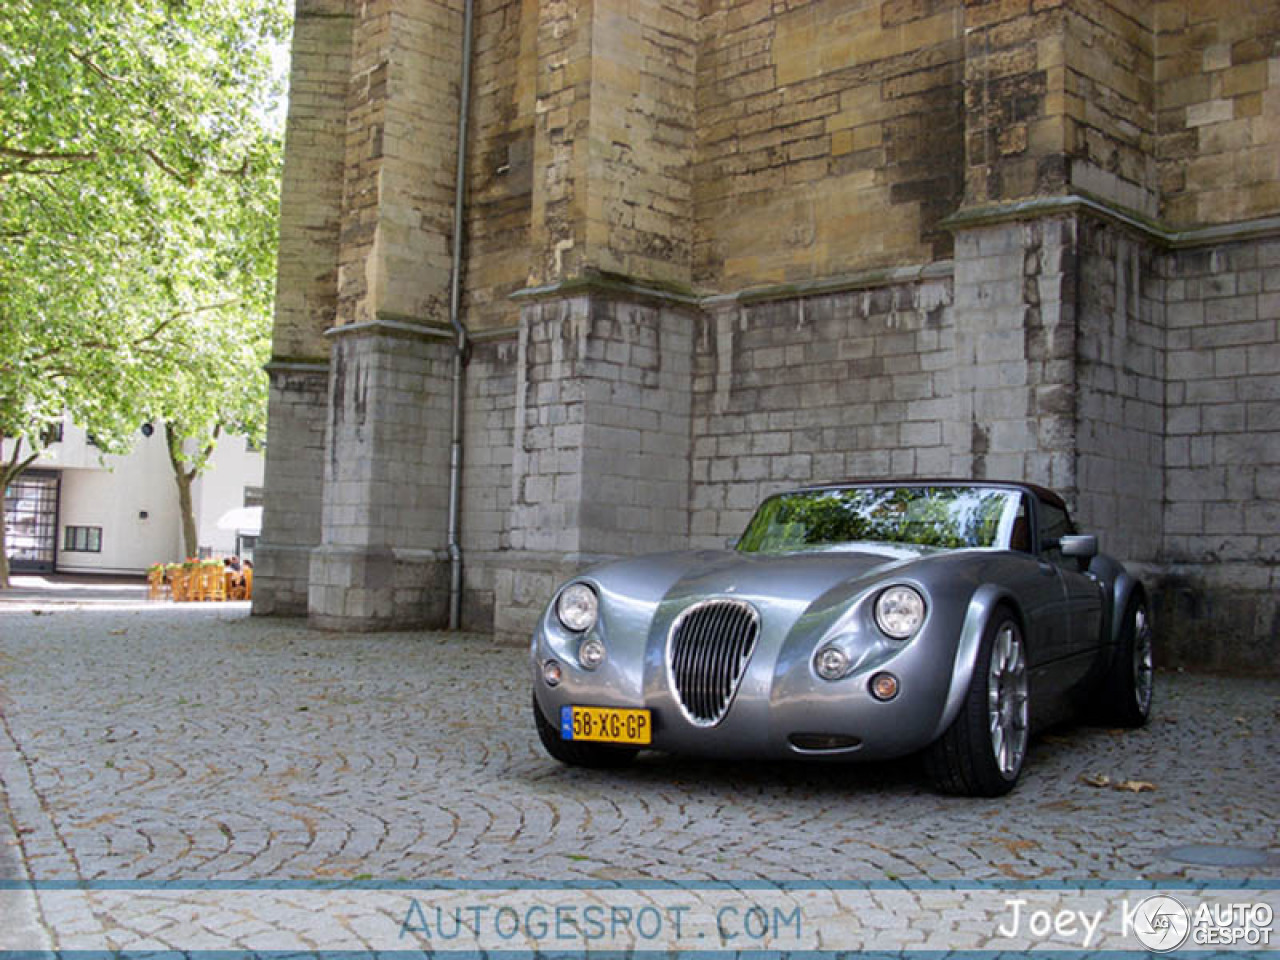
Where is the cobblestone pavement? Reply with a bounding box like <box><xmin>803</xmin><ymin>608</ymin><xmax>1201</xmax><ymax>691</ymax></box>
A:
<box><xmin>1</xmin><ymin>605</ymin><xmax>1277</xmax><ymax>887</ymax></box>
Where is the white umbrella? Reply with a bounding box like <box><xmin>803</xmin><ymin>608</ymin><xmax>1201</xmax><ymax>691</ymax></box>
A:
<box><xmin>216</xmin><ymin>505</ymin><xmax>262</xmax><ymax>534</ymax></box>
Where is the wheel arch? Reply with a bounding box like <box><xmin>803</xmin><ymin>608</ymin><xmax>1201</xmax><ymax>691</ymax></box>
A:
<box><xmin>1110</xmin><ymin>574</ymin><xmax>1147</xmax><ymax>646</ymax></box>
<box><xmin>928</xmin><ymin>584</ymin><xmax>1024</xmax><ymax>742</ymax></box>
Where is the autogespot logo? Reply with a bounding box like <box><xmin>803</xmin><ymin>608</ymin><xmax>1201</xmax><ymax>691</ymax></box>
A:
<box><xmin>1131</xmin><ymin>895</ymin><xmax>1191</xmax><ymax>952</ymax></box>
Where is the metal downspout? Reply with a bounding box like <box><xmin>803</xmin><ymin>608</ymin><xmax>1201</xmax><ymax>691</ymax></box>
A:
<box><xmin>446</xmin><ymin>0</ymin><xmax>474</xmax><ymax>630</ymax></box>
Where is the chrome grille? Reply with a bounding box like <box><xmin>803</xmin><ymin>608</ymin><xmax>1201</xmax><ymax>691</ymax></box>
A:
<box><xmin>667</xmin><ymin>599</ymin><xmax>760</xmax><ymax>726</ymax></box>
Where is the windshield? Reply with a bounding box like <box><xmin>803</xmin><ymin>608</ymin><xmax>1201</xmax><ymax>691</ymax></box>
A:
<box><xmin>736</xmin><ymin>486</ymin><xmax>1020</xmax><ymax>554</ymax></box>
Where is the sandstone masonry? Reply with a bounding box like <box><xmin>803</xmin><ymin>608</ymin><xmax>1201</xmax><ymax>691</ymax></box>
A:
<box><xmin>257</xmin><ymin>0</ymin><xmax>1280</xmax><ymax>671</ymax></box>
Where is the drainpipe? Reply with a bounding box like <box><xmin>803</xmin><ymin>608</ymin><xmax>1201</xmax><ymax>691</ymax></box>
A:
<box><xmin>446</xmin><ymin>0</ymin><xmax>474</xmax><ymax>630</ymax></box>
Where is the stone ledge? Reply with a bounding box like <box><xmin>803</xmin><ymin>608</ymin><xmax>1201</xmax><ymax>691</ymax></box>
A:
<box><xmin>324</xmin><ymin>315</ymin><xmax>455</xmax><ymax>342</ymax></box>
<box><xmin>511</xmin><ymin>270</ymin><xmax>700</xmax><ymax>308</ymax></box>
<box><xmin>942</xmin><ymin>192</ymin><xmax>1280</xmax><ymax>250</ymax></box>
<box><xmin>264</xmin><ymin>360</ymin><xmax>329</xmax><ymax>374</ymax></box>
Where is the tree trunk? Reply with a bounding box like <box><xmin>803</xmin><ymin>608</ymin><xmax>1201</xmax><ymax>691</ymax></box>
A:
<box><xmin>165</xmin><ymin>424</ymin><xmax>199</xmax><ymax>558</ymax></box>
<box><xmin>0</xmin><ymin>497</ymin><xmax>10</xmax><ymax>589</ymax></box>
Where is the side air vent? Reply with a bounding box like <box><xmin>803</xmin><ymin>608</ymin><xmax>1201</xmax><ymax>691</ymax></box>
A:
<box><xmin>666</xmin><ymin>599</ymin><xmax>760</xmax><ymax>727</ymax></box>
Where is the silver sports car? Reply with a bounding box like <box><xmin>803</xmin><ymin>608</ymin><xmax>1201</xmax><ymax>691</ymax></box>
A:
<box><xmin>530</xmin><ymin>480</ymin><xmax>1153</xmax><ymax>796</ymax></box>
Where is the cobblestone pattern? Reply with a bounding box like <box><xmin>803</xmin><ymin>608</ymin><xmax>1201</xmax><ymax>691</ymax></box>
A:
<box><xmin>690</xmin><ymin>277</ymin><xmax>954</xmax><ymax>545</ymax></box>
<box><xmin>1157</xmin><ymin>237</ymin><xmax>1280</xmax><ymax>671</ymax></box>
<box><xmin>1</xmin><ymin>607</ymin><xmax>1276</xmax><ymax>886</ymax></box>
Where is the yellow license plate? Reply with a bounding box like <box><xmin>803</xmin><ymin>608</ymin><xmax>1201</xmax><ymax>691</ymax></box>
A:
<box><xmin>561</xmin><ymin>705</ymin><xmax>651</xmax><ymax>745</ymax></box>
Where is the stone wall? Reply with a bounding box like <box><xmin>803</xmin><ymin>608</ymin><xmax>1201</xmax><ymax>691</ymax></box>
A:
<box><xmin>695</xmin><ymin>0</ymin><xmax>965</xmax><ymax>289</ymax></box>
<box><xmin>463</xmin><ymin>0</ymin><xmax>535</xmax><ymax>332</ymax></box>
<box><xmin>308</xmin><ymin>327</ymin><xmax>454</xmax><ymax>630</ymax></box>
<box><xmin>253</xmin><ymin>364</ymin><xmax>329</xmax><ymax>616</ymax></box>
<box><xmin>1158</xmin><ymin>237</ymin><xmax>1280</xmax><ymax>671</ymax></box>
<box><xmin>1155</xmin><ymin>4</ymin><xmax>1280</xmax><ymax>227</ymax></box>
<box><xmin>691</xmin><ymin>272</ymin><xmax>954</xmax><ymax>546</ymax></box>
<box><xmin>1074</xmin><ymin>218</ymin><xmax>1165</xmax><ymax>563</ymax></box>
<box><xmin>258</xmin><ymin>0</ymin><xmax>1280</xmax><ymax>671</ymax></box>
<box><xmin>491</xmin><ymin>290</ymin><xmax>695</xmax><ymax>637</ymax></box>
<box><xmin>458</xmin><ymin>335</ymin><xmax>519</xmax><ymax>630</ymax></box>
<box><xmin>1064</xmin><ymin>0</ymin><xmax>1156</xmax><ymax>216</ymax></box>
<box><xmin>254</xmin><ymin>0</ymin><xmax>352</xmax><ymax>616</ymax></box>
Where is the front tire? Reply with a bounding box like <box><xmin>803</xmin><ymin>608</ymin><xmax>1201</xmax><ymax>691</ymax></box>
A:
<box><xmin>1097</xmin><ymin>596</ymin><xmax>1153</xmax><ymax>728</ymax></box>
<box><xmin>924</xmin><ymin>609</ymin><xmax>1029</xmax><ymax>797</ymax></box>
<box><xmin>533</xmin><ymin>696</ymin><xmax>639</xmax><ymax>768</ymax></box>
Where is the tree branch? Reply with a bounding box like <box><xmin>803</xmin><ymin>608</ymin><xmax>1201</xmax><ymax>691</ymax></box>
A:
<box><xmin>1</xmin><ymin>436</ymin><xmax>42</xmax><ymax>485</ymax></box>
<box><xmin>69</xmin><ymin>48</ymin><xmax>126</xmax><ymax>87</ymax></box>
<box><xmin>0</xmin><ymin>146</ymin><xmax>99</xmax><ymax>163</ymax></box>
<box><xmin>142</xmin><ymin>148</ymin><xmax>196</xmax><ymax>186</ymax></box>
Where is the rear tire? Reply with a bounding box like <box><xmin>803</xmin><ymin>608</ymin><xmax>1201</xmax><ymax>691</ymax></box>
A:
<box><xmin>533</xmin><ymin>695</ymin><xmax>639</xmax><ymax>768</ymax></box>
<box><xmin>1097</xmin><ymin>596</ymin><xmax>1153</xmax><ymax>728</ymax></box>
<box><xmin>924</xmin><ymin>608</ymin><xmax>1029</xmax><ymax>797</ymax></box>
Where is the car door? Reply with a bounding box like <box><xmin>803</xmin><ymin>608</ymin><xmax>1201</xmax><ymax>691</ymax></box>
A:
<box><xmin>1003</xmin><ymin>493</ymin><xmax>1070</xmax><ymax>671</ymax></box>
<box><xmin>1036</xmin><ymin>497</ymin><xmax>1104</xmax><ymax>675</ymax></box>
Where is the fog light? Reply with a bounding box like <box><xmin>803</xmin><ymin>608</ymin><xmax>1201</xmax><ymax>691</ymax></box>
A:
<box><xmin>815</xmin><ymin>645</ymin><xmax>851</xmax><ymax>681</ymax></box>
<box><xmin>869</xmin><ymin>672</ymin><xmax>899</xmax><ymax>701</ymax></box>
<box><xmin>542</xmin><ymin>660</ymin><xmax>563</xmax><ymax>687</ymax></box>
<box><xmin>579</xmin><ymin>637</ymin><xmax>606</xmax><ymax>669</ymax></box>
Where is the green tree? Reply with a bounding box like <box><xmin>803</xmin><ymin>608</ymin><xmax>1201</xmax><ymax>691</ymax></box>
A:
<box><xmin>154</xmin><ymin>301</ymin><xmax>271</xmax><ymax>559</ymax></box>
<box><xmin>0</xmin><ymin>0</ymin><xmax>287</xmax><ymax>584</ymax></box>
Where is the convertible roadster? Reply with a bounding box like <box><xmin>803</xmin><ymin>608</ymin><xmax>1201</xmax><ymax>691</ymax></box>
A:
<box><xmin>530</xmin><ymin>481</ymin><xmax>1153</xmax><ymax>796</ymax></box>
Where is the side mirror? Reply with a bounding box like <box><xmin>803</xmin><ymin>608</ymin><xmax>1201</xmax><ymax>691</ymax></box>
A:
<box><xmin>1059</xmin><ymin>534</ymin><xmax>1098</xmax><ymax>559</ymax></box>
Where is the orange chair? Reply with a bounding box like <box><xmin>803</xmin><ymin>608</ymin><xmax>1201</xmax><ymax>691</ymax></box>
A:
<box><xmin>202</xmin><ymin>564</ymin><xmax>228</xmax><ymax>602</ymax></box>
<box><xmin>147</xmin><ymin>566</ymin><xmax>166</xmax><ymax>601</ymax></box>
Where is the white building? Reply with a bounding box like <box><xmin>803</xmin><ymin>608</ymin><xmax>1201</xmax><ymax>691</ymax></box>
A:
<box><xmin>3</xmin><ymin>419</ymin><xmax>264</xmax><ymax>575</ymax></box>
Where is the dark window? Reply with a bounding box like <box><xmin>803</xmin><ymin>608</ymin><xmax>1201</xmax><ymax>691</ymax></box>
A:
<box><xmin>40</xmin><ymin>422</ymin><xmax>64</xmax><ymax>446</ymax></box>
<box><xmin>243</xmin><ymin>486</ymin><xmax>264</xmax><ymax>508</ymax></box>
<box><xmin>1009</xmin><ymin>495</ymin><xmax>1032</xmax><ymax>553</ymax></box>
<box><xmin>5</xmin><ymin>470</ymin><xmax>60</xmax><ymax>571</ymax></box>
<box><xmin>63</xmin><ymin>525</ymin><xmax>102</xmax><ymax>553</ymax></box>
<box><xmin>1036</xmin><ymin>499</ymin><xmax>1073</xmax><ymax>564</ymax></box>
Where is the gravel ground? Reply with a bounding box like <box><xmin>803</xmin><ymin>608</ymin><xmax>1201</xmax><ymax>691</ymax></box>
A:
<box><xmin>0</xmin><ymin>602</ymin><xmax>1276</xmax><ymax>889</ymax></box>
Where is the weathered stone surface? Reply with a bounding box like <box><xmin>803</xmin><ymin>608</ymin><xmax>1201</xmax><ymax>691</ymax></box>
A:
<box><xmin>259</xmin><ymin>0</ymin><xmax>1280</xmax><ymax>666</ymax></box>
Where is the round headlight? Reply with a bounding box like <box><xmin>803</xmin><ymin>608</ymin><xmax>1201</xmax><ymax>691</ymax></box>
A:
<box><xmin>579</xmin><ymin>637</ymin><xmax>606</xmax><ymax>669</ymax></box>
<box><xmin>875</xmin><ymin>585</ymin><xmax>926</xmax><ymax>639</ymax></box>
<box><xmin>815</xmin><ymin>645</ymin><xmax>851</xmax><ymax>681</ymax></box>
<box><xmin>556</xmin><ymin>582</ymin><xmax>598</xmax><ymax>633</ymax></box>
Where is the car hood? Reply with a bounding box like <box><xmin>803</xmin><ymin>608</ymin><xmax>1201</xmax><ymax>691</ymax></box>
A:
<box><xmin>587</xmin><ymin>544</ymin><xmax>939</xmax><ymax>618</ymax></box>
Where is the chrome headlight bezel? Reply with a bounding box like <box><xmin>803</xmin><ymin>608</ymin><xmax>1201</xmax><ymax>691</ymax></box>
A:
<box><xmin>874</xmin><ymin>585</ymin><xmax>926</xmax><ymax>640</ymax></box>
<box><xmin>814</xmin><ymin>644</ymin><xmax>852</xmax><ymax>681</ymax></box>
<box><xmin>556</xmin><ymin>582</ymin><xmax>599</xmax><ymax>633</ymax></box>
<box><xmin>578</xmin><ymin>636</ymin><xmax>606</xmax><ymax>670</ymax></box>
